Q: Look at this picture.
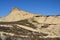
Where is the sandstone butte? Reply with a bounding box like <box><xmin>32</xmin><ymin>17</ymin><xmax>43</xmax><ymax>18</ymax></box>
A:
<box><xmin>0</xmin><ymin>8</ymin><xmax>60</xmax><ymax>40</ymax></box>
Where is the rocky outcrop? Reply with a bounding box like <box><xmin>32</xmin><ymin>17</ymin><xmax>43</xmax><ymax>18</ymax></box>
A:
<box><xmin>0</xmin><ymin>8</ymin><xmax>60</xmax><ymax>40</ymax></box>
<box><xmin>0</xmin><ymin>8</ymin><xmax>37</xmax><ymax>22</ymax></box>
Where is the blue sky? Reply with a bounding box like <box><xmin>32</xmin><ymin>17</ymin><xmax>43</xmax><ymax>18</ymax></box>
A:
<box><xmin>0</xmin><ymin>0</ymin><xmax>60</xmax><ymax>17</ymax></box>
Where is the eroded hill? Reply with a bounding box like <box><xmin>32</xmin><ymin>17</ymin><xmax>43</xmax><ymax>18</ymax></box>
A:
<box><xmin>0</xmin><ymin>8</ymin><xmax>60</xmax><ymax>40</ymax></box>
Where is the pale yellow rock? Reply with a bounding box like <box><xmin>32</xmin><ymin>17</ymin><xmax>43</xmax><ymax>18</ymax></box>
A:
<box><xmin>0</xmin><ymin>8</ymin><xmax>60</xmax><ymax>38</ymax></box>
<box><xmin>52</xmin><ymin>16</ymin><xmax>60</xmax><ymax>24</ymax></box>
<box><xmin>45</xmin><ymin>16</ymin><xmax>55</xmax><ymax>24</ymax></box>
<box><xmin>33</xmin><ymin>16</ymin><xmax>46</xmax><ymax>23</ymax></box>
<box><xmin>0</xmin><ymin>8</ymin><xmax>37</xmax><ymax>22</ymax></box>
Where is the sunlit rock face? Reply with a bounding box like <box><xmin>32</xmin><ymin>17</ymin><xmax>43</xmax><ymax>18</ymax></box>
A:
<box><xmin>0</xmin><ymin>8</ymin><xmax>37</xmax><ymax>22</ymax></box>
<box><xmin>0</xmin><ymin>8</ymin><xmax>60</xmax><ymax>40</ymax></box>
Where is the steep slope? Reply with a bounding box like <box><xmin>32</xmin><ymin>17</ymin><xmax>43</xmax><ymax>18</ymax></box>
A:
<box><xmin>0</xmin><ymin>8</ymin><xmax>37</xmax><ymax>22</ymax></box>
<box><xmin>0</xmin><ymin>8</ymin><xmax>60</xmax><ymax>40</ymax></box>
<box><xmin>27</xmin><ymin>16</ymin><xmax>60</xmax><ymax>37</ymax></box>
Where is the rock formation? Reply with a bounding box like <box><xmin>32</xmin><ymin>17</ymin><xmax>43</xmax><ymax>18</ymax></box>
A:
<box><xmin>0</xmin><ymin>8</ymin><xmax>60</xmax><ymax>40</ymax></box>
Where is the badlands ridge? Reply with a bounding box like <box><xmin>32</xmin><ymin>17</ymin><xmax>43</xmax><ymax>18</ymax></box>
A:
<box><xmin>0</xmin><ymin>8</ymin><xmax>60</xmax><ymax>40</ymax></box>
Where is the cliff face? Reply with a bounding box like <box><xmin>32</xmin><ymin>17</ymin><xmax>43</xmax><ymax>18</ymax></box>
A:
<box><xmin>0</xmin><ymin>8</ymin><xmax>60</xmax><ymax>40</ymax></box>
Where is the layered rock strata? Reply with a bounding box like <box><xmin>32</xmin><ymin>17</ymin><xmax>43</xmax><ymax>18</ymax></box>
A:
<box><xmin>0</xmin><ymin>8</ymin><xmax>60</xmax><ymax>40</ymax></box>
